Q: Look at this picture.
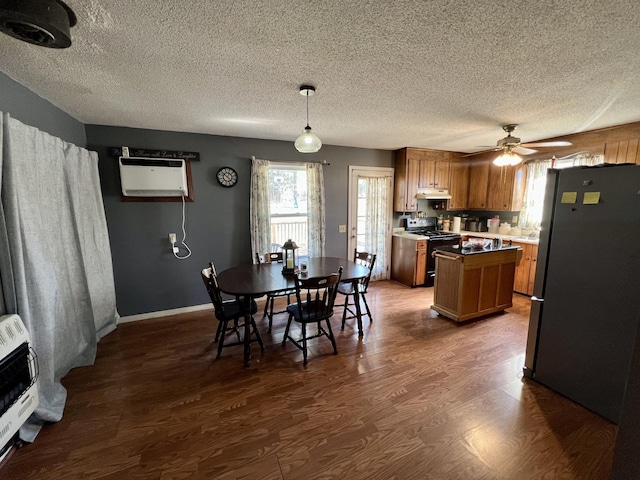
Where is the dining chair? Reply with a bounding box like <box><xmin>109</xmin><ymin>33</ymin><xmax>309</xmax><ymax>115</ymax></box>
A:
<box><xmin>282</xmin><ymin>266</ymin><xmax>343</xmax><ymax>366</ymax></box>
<box><xmin>336</xmin><ymin>250</ymin><xmax>376</xmax><ymax>330</ymax></box>
<box><xmin>254</xmin><ymin>251</ymin><xmax>295</xmax><ymax>332</ymax></box>
<box><xmin>201</xmin><ymin>262</ymin><xmax>264</xmax><ymax>359</ymax></box>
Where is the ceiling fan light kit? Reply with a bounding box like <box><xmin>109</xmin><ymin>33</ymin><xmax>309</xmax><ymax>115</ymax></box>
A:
<box><xmin>0</xmin><ymin>0</ymin><xmax>77</xmax><ymax>48</ymax></box>
<box><xmin>294</xmin><ymin>85</ymin><xmax>322</xmax><ymax>153</ymax></box>
<box><xmin>494</xmin><ymin>149</ymin><xmax>523</xmax><ymax>166</ymax></box>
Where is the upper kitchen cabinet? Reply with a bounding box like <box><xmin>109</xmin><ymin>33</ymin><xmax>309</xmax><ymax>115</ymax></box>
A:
<box><xmin>394</xmin><ymin>148</ymin><xmax>420</xmax><ymax>211</ymax></box>
<box><xmin>394</xmin><ymin>147</ymin><xmax>452</xmax><ymax>212</ymax></box>
<box><xmin>447</xmin><ymin>155</ymin><xmax>469</xmax><ymax>210</ymax></box>
<box><xmin>467</xmin><ymin>161</ymin><xmax>490</xmax><ymax>209</ymax></box>
<box><xmin>418</xmin><ymin>150</ymin><xmax>451</xmax><ymax>190</ymax></box>
<box><xmin>467</xmin><ymin>160</ymin><xmax>526</xmax><ymax>211</ymax></box>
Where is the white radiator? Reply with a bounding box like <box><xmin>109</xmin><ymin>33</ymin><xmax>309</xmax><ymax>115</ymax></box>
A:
<box><xmin>0</xmin><ymin>314</ymin><xmax>39</xmax><ymax>459</ymax></box>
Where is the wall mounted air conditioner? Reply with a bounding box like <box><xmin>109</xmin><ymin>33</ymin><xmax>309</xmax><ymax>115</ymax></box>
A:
<box><xmin>119</xmin><ymin>157</ymin><xmax>188</xmax><ymax>197</ymax></box>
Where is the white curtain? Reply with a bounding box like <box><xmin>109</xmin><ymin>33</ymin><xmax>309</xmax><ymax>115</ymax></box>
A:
<box><xmin>250</xmin><ymin>157</ymin><xmax>271</xmax><ymax>261</ymax></box>
<box><xmin>363</xmin><ymin>175</ymin><xmax>390</xmax><ymax>281</ymax></box>
<box><xmin>520</xmin><ymin>153</ymin><xmax>604</xmax><ymax>230</ymax></box>
<box><xmin>0</xmin><ymin>113</ymin><xmax>119</xmax><ymax>442</ymax></box>
<box><xmin>306</xmin><ymin>162</ymin><xmax>325</xmax><ymax>257</ymax></box>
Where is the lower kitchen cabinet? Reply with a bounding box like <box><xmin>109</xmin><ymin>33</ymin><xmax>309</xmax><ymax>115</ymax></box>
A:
<box><xmin>391</xmin><ymin>236</ymin><xmax>427</xmax><ymax>287</ymax></box>
<box><xmin>513</xmin><ymin>242</ymin><xmax>538</xmax><ymax>295</ymax></box>
<box><xmin>431</xmin><ymin>247</ymin><xmax>521</xmax><ymax>322</ymax></box>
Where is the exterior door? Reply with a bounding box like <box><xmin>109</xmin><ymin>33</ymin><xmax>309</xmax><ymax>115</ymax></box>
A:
<box><xmin>348</xmin><ymin>167</ymin><xmax>394</xmax><ymax>280</ymax></box>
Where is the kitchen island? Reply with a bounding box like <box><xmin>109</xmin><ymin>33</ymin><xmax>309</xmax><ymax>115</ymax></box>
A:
<box><xmin>431</xmin><ymin>245</ymin><xmax>522</xmax><ymax>322</ymax></box>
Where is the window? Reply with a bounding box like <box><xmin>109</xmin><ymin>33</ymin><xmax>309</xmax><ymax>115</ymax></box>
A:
<box><xmin>269</xmin><ymin>165</ymin><xmax>309</xmax><ymax>255</ymax></box>
<box><xmin>520</xmin><ymin>153</ymin><xmax>604</xmax><ymax>231</ymax></box>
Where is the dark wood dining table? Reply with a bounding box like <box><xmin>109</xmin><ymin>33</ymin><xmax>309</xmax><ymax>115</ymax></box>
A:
<box><xmin>216</xmin><ymin>256</ymin><xmax>370</xmax><ymax>367</ymax></box>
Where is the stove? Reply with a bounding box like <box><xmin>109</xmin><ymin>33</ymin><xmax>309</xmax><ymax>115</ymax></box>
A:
<box><xmin>404</xmin><ymin>217</ymin><xmax>461</xmax><ymax>241</ymax></box>
<box><xmin>404</xmin><ymin>217</ymin><xmax>461</xmax><ymax>286</ymax></box>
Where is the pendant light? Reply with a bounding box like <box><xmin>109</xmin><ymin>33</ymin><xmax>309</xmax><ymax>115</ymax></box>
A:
<box><xmin>294</xmin><ymin>85</ymin><xmax>322</xmax><ymax>153</ymax></box>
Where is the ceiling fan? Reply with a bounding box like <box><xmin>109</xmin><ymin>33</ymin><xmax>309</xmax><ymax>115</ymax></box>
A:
<box><xmin>466</xmin><ymin>124</ymin><xmax>573</xmax><ymax>161</ymax></box>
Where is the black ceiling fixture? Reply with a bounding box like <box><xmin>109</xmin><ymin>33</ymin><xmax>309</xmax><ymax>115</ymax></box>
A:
<box><xmin>0</xmin><ymin>0</ymin><xmax>77</xmax><ymax>48</ymax></box>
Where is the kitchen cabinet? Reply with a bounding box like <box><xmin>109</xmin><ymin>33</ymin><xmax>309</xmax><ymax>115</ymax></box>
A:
<box><xmin>467</xmin><ymin>161</ymin><xmax>490</xmax><ymax>209</ymax></box>
<box><xmin>447</xmin><ymin>157</ymin><xmax>469</xmax><ymax>210</ymax></box>
<box><xmin>391</xmin><ymin>235</ymin><xmax>427</xmax><ymax>287</ymax></box>
<box><xmin>418</xmin><ymin>150</ymin><xmax>451</xmax><ymax>190</ymax></box>
<box><xmin>394</xmin><ymin>148</ymin><xmax>453</xmax><ymax>211</ymax></box>
<box><xmin>512</xmin><ymin>241</ymin><xmax>538</xmax><ymax>295</ymax></box>
<box><xmin>394</xmin><ymin>149</ymin><xmax>420</xmax><ymax>211</ymax></box>
<box><xmin>431</xmin><ymin>246</ymin><xmax>521</xmax><ymax>322</ymax></box>
<box><xmin>466</xmin><ymin>161</ymin><xmax>527</xmax><ymax>211</ymax></box>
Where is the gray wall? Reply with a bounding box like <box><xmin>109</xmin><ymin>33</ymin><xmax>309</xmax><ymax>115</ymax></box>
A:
<box><xmin>86</xmin><ymin>125</ymin><xmax>393</xmax><ymax>316</ymax></box>
<box><xmin>0</xmin><ymin>71</ymin><xmax>86</xmax><ymax>147</ymax></box>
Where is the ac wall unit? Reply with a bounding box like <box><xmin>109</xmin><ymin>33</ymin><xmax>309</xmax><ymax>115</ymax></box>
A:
<box><xmin>119</xmin><ymin>157</ymin><xmax>188</xmax><ymax>197</ymax></box>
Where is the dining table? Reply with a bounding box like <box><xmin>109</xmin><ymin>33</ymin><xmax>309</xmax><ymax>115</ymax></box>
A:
<box><xmin>216</xmin><ymin>256</ymin><xmax>370</xmax><ymax>367</ymax></box>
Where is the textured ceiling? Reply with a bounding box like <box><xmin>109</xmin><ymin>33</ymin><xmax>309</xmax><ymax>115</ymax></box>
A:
<box><xmin>1</xmin><ymin>0</ymin><xmax>640</xmax><ymax>153</ymax></box>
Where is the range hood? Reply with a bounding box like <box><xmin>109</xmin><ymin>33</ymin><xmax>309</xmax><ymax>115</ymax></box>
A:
<box><xmin>415</xmin><ymin>188</ymin><xmax>451</xmax><ymax>200</ymax></box>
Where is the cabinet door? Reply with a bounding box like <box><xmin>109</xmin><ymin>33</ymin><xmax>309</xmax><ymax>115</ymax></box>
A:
<box><xmin>418</xmin><ymin>159</ymin><xmax>436</xmax><ymax>188</ymax></box>
<box><xmin>527</xmin><ymin>245</ymin><xmax>538</xmax><ymax>295</ymax></box>
<box><xmin>467</xmin><ymin>161</ymin><xmax>489</xmax><ymax>209</ymax></box>
<box><xmin>448</xmin><ymin>159</ymin><xmax>469</xmax><ymax>210</ymax></box>
<box><xmin>394</xmin><ymin>150</ymin><xmax>420</xmax><ymax>211</ymax></box>
<box><xmin>415</xmin><ymin>248</ymin><xmax>427</xmax><ymax>286</ymax></box>
<box><xmin>487</xmin><ymin>164</ymin><xmax>515</xmax><ymax>210</ymax></box>
<box><xmin>513</xmin><ymin>242</ymin><xmax>530</xmax><ymax>294</ymax></box>
<box><xmin>434</xmin><ymin>160</ymin><xmax>451</xmax><ymax>189</ymax></box>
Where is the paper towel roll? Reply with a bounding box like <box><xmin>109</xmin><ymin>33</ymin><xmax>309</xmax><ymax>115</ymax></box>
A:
<box><xmin>452</xmin><ymin>216</ymin><xmax>461</xmax><ymax>233</ymax></box>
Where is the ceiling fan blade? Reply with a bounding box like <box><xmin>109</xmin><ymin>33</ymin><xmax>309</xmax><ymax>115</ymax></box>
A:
<box><xmin>521</xmin><ymin>141</ymin><xmax>572</xmax><ymax>147</ymax></box>
<box><xmin>462</xmin><ymin>147</ymin><xmax>499</xmax><ymax>157</ymax></box>
<box><xmin>513</xmin><ymin>146</ymin><xmax>538</xmax><ymax>155</ymax></box>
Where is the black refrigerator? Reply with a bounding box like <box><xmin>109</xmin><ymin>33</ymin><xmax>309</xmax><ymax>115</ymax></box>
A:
<box><xmin>523</xmin><ymin>163</ymin><xmax>640</xmax><ymax>423</ymax></box>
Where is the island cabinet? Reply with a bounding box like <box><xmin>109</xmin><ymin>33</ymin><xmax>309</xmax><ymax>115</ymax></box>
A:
<box><xmin>431</xmin><ymin>246</ymin><xmax>522</xmax><ymax>322</ymax></box>
<box><xmin>391</xmin><ymin>235</ymin><xmax>427</xmax><ymax>287</ymax></box>
<box><xmin>512</xmin><ymin>241</ymin><xmax>538</xmax><ymax>295</ymax></box>
<box><xmin>447</xmin><ymin>156</ymin><xmax>469</xmax><ymax>210</ymax></box>
<box><xmin>394</xmin><ymin>147</ymin><xmax>452</xmax><ymax>211</ymax></box>
<box><xmin>467</xmin><ymin>160</ymin><xmax>527</xmax><ymax>211</ymax></box>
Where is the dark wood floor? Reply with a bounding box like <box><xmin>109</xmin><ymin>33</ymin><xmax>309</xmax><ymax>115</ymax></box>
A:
<box><xmin>3</xmin><ymin>281</ymin><xmax>615</xmax><ymax>479</ymax></box>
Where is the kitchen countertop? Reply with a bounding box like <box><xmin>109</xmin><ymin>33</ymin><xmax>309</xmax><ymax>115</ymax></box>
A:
<box><xmin>435</xmin><ymin>245</ymin><xmax>522</xmax><ymax>256</ymax></box>
<box><xmin>392</xmin><ymin>228</ymin><xmax>539</xmax><ymax>244</ymax></box>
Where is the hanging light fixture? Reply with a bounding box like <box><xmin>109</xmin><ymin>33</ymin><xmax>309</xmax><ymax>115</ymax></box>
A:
<box><xmin>494</xmin><ymin>147</ymin><xmax>523</xmax><ymax>166</ymax></box>
<box><xmin>294</xmin><ymin>85</ymin><xmax>322</xmax><ymax>153</ymax></box>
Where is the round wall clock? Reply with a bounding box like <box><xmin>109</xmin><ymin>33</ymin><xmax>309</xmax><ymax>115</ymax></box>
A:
<box><xmin>216</xmin><ymin>167</ymin><xmax>238</xmax><ymax>187</ymax></box>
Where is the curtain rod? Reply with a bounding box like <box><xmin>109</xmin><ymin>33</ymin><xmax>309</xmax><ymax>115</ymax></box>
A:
<box><xmin>250</xmin><ymin>155</ymin><xmax>330</xmax><ymax>165</ymax></box>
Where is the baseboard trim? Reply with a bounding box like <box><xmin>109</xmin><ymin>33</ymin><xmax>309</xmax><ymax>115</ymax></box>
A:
<box><xmin>118</xmin><ymin>303</ymin><xmax>213</xmax><ymax>324</ymax></box>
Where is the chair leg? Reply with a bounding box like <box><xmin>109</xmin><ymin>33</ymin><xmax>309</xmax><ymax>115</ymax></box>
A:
<box><xmin>268</xmin><ymin>296</ymin><xmax>275</xmax><ymax>333</ymax></box>
<box><xmin>251</xmin><ymin>317</ymin><xmax>265</xmax><ymax>350</ymax></box>
<box><xmin>282</xmin><ymin>314</ymin><xmax>293</xmax><ymax>346</ymax></box>
<box><xmin>362</xmin><ymin>293</ymin><xmax>372</xmax><ymax>321</ymax></box>
<box><xmin>341</xmin><ymin>295</ymin><xmax>350</xmax><ymax>330</ymax></box>
<box><xmin>233</xmin><ymin>318</ymin><xmax>242</xmax><ymax>343</ymax></box>
<box><xmin>302</xmin><ymin>322</ymin><xmax>308</xmax><ymax>366</ymax></box>
<box><xmin>216</xmin><ymin>320</ymin><xmax>228</xmax><ymax>359</ymax></box>
<box><xmin>325</xmin><ymin>319</ymin><xmax>338</xmax><ymax>354</ymax></box>
<box><xmin>214</xmin><ymin>321</ymin><xmax>223</xmax><ymax>342</ymax></box>
<box><xmin>263</xmin><ymin>296</ymin><xmax>269</xmax><ymax>317</ymax></box>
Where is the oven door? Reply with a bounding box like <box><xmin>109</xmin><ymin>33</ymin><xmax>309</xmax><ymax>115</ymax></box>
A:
<box><xmin>425</xmin><ymin>237</ymin><xmax>461</xmax><ymax>286</ymax></box>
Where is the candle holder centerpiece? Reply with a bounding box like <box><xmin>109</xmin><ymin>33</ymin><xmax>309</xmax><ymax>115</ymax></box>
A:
<box><xmin>281</xmin><ymin>238</ymin><xmax>299</xmax><ymax>275</ymax></box>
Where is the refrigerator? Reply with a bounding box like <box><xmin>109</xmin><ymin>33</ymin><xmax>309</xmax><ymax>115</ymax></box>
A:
<box><xmin>523</xmin><ymin>163</ymin><xmax>640</xmax><ymax>423</ymax></box>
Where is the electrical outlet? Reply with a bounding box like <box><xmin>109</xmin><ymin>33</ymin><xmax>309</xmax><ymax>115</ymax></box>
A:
<box><xmin>338</xmin><ymin>224</ymin><xmax>346</xmax><ymax>233</ymax></box>
<box><xmin>512</xmin><ymin>215</ymin><xmax>518</xmax><ymax>224</ymax></box>
<box><xmin>169</xmin><ymin>233</ymin><xmax>177</xmax><ymax>244</ymax></box>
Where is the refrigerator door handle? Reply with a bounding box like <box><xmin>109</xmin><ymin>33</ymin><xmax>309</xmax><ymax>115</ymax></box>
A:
<box><xmin>531</xmin><ymin>296</ymin><xmax>544</xmax><ymax>302</ymax></box>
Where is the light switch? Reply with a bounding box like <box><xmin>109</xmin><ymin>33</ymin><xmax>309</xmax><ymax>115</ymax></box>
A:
<box><xmin>338</xmin><ymin>224</ymin><xmax>346</xmax><ymax>233</ymax></box>
<box><xmin>512</xmin><ymin>215</ymin><xmax>518</xmax><ymax>224</ymax></box>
